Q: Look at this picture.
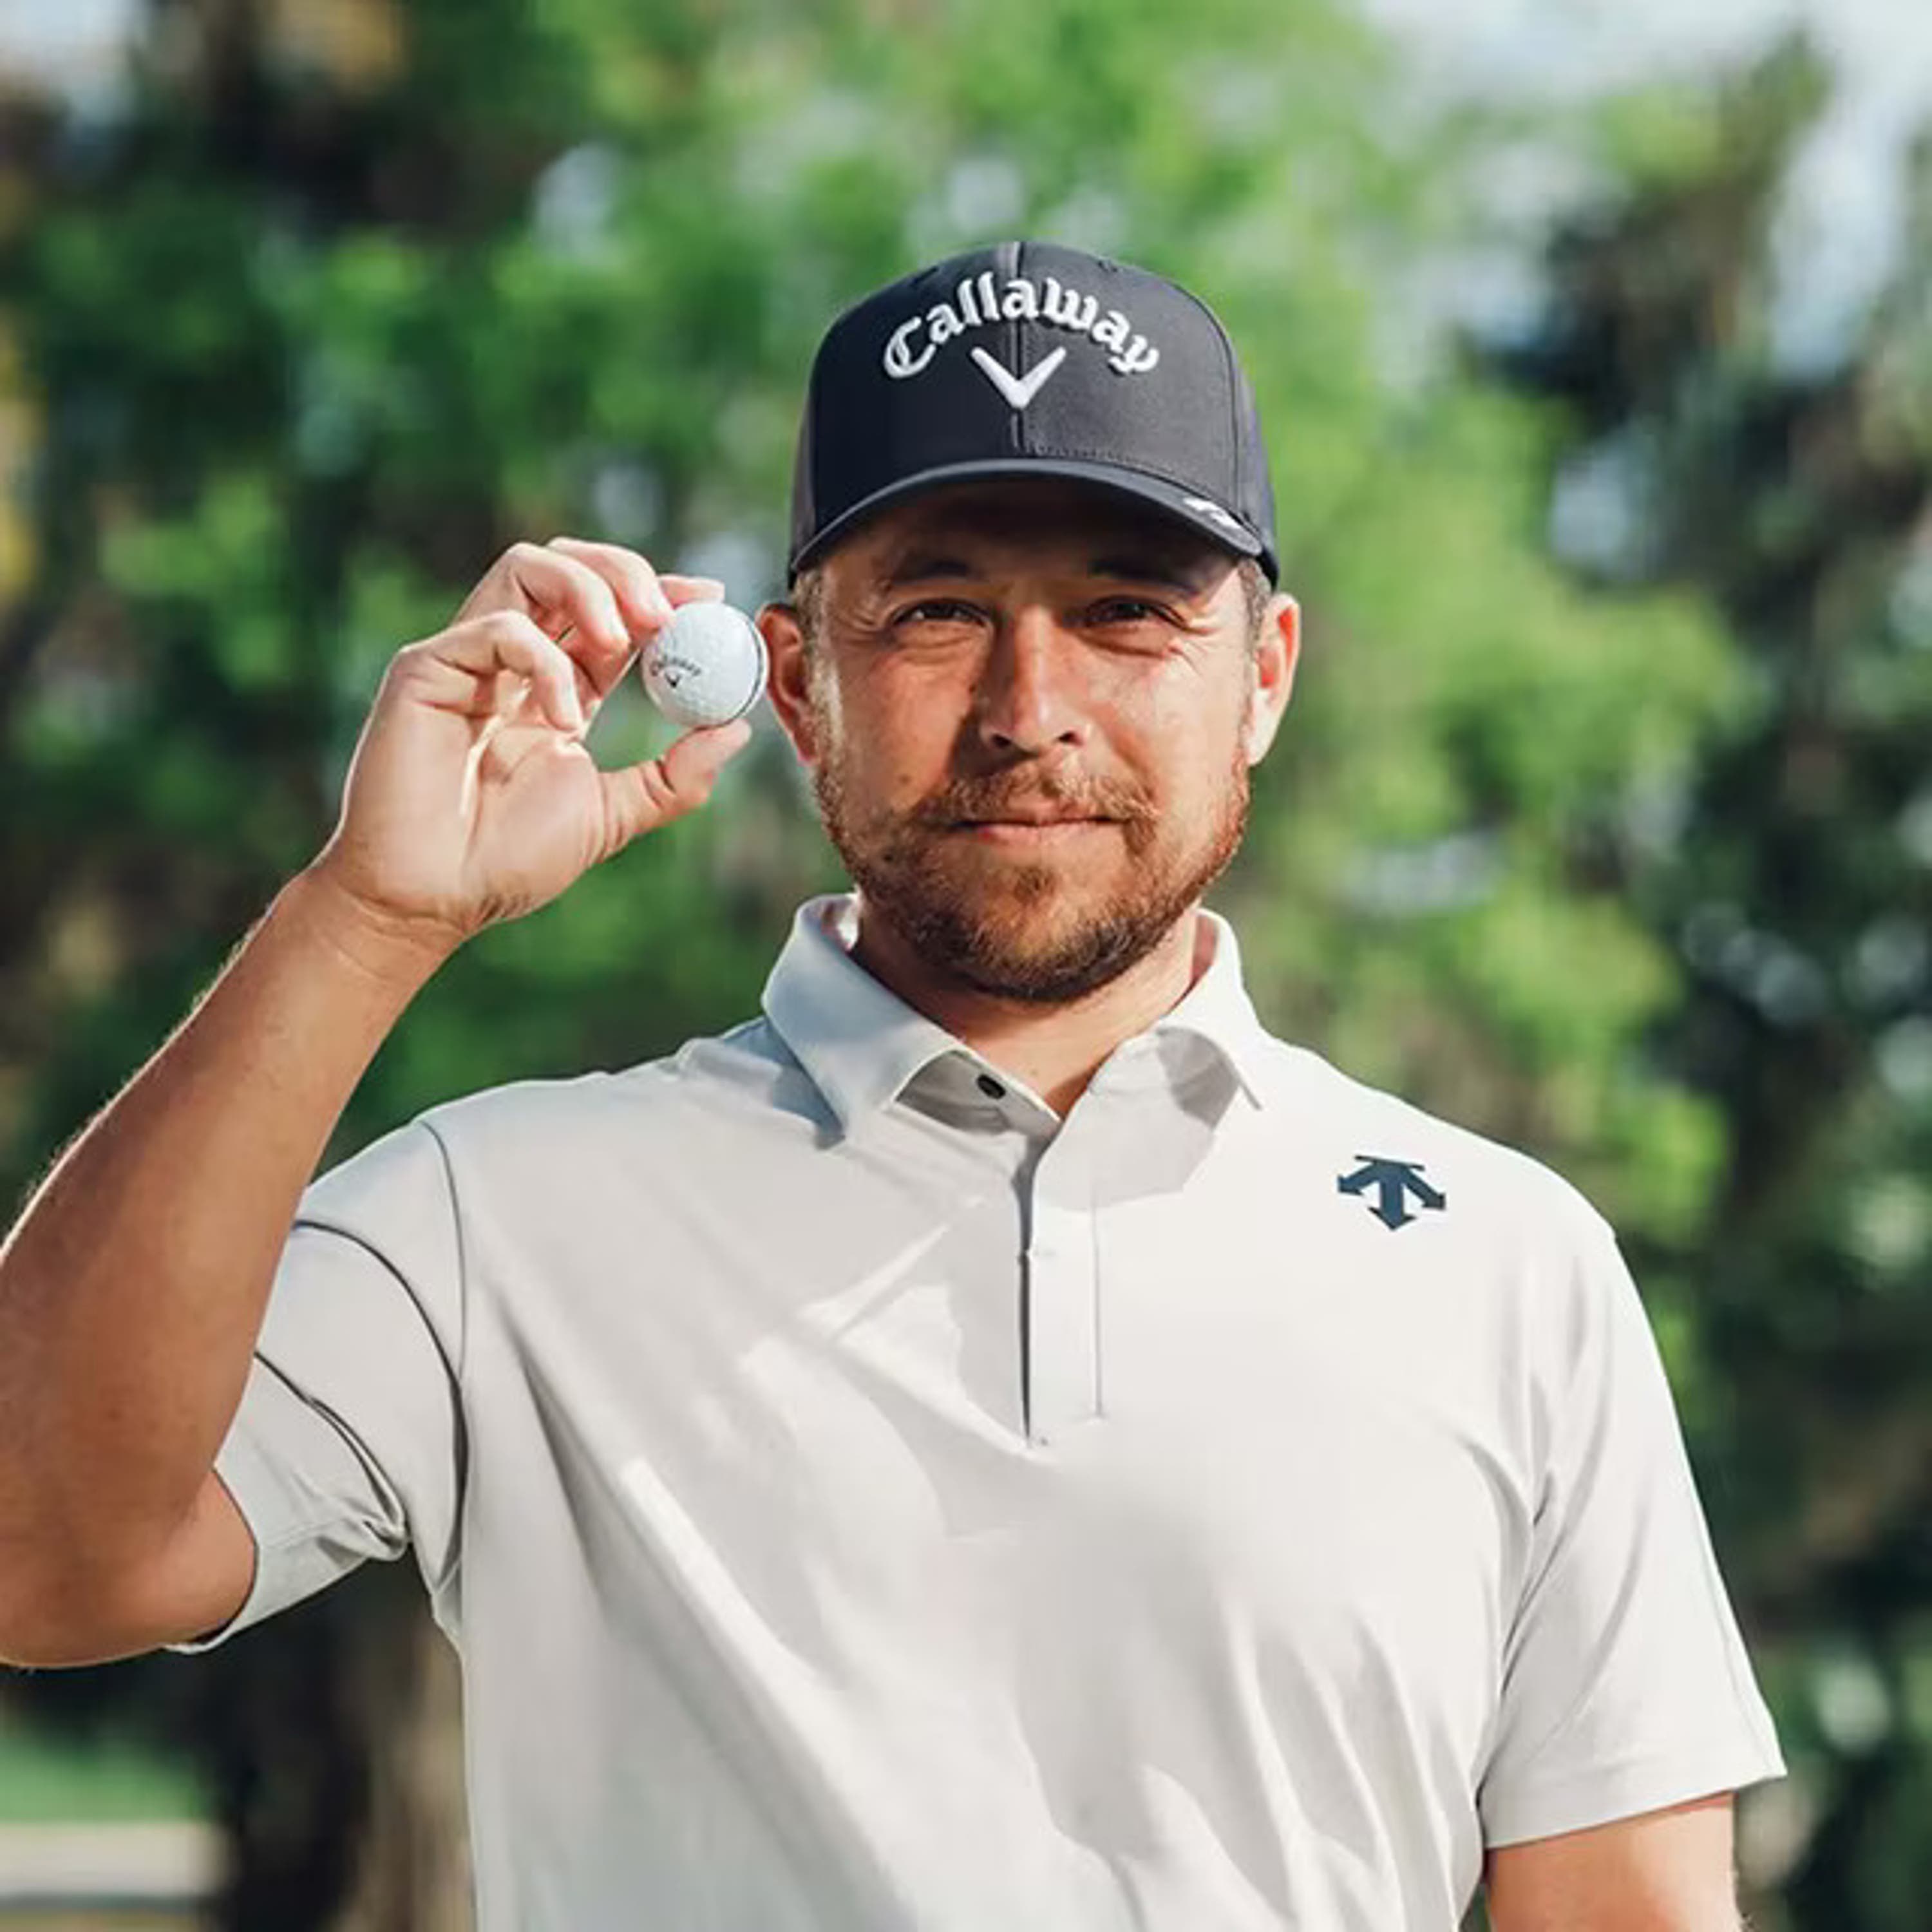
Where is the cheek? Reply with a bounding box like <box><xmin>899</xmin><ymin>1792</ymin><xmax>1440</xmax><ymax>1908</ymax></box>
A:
<box><xmin>1120</xmin><ymin>650</ymin><xmax>1248</xmax><ymax>748</ymax></box>
<box><xmin>817</xmin><ymin>663</ymin><xmax>959</xmax><ymax>797</ymax></box>
<box><xmin>1134</xmin><ymin>712</ymin><xmax>1249</xmax><ymax>824</ymax></box>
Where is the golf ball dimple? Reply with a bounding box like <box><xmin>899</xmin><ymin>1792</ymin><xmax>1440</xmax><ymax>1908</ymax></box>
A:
<box><xmin>639</xmin><ymin>601</ymin><xmax>768</xmax><ymax>728</ymax></box>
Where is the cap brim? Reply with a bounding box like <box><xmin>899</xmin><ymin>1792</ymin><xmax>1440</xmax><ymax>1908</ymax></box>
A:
<box><xmin>790</xmin><ymin>457</ymin><xmax>1276</xmax><ymax>583</ymax></box>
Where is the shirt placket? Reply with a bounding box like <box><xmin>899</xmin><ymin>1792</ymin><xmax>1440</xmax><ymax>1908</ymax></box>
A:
<box><xmin>1021</xmin><ymin>1126</ymin><xmax>1100</xmax><ymax>1446</ymax></box>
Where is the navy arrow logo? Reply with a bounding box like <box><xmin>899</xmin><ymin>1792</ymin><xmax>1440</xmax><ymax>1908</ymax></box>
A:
<box><xmin>1337</xmin><ymin>1155</ymin><xmax>1446</xmax><ymax>1231</ymax></box>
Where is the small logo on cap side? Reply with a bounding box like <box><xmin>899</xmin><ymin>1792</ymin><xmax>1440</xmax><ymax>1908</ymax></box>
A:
<box><xmin>969</xmin><ymin>345</ymin><xmax>1066</xmax><ymax>411</ymax></box>
<box><xmin>1181</xmin><ymin>493</ymin><xmax>1247</xmax><ymax>535</ymax></box>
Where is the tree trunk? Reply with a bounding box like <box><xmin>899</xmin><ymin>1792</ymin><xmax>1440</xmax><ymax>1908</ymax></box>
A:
<box><xmin>332</xmin><ymin>1583</ymin><xmax>472</xmax><ymax>1932</ymax></box>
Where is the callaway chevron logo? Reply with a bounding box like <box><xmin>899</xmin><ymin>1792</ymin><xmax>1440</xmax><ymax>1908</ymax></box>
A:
<box><xmin>882</xmin><ymin>272</ymin><xmax>1162</xmax><ymax>395</ymax></box>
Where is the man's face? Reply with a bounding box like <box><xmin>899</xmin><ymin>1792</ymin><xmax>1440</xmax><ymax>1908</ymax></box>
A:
<box><xmin>764</xmin><ymin>478</ymin><xmax>1297</xmax><ymax>1003</ymax></box>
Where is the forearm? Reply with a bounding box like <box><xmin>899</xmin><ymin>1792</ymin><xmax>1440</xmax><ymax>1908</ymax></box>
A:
<box><xmin>0</xmin><ymin>866</ymin><xmax>449</xmax><ymax>1591</ymax></box>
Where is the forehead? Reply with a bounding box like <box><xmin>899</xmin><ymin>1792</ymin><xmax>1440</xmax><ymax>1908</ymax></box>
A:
<box><xmin>831</xmin><ymin>478</ymin><xmax>1235</xmax><ymax>589</ymax></box>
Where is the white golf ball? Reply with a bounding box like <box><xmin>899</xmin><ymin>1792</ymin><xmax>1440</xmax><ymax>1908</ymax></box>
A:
<box><xmin>639</xmin><ymin>601</ymin><xmax>767</xmax><ymax>729</ymax></box>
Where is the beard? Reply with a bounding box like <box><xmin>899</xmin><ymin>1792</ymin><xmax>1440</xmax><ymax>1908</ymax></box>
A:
<box><xmin>811</xmin><ymin>728</ymin><xmax>1251</xmax><ymax>1005</ymax></box>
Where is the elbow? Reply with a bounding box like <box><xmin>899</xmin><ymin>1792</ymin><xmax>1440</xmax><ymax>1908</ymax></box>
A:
<box><xmin>0</xmin><ymin>1582</ymin><xmax>176</xmax><ymax>1670</ymax></box>
<box><xmin>0</xmin><ymin>1561</ymin><xmax>109</xmax><ymax>1669</ymax></box>
<box><xmin>0</xmin><ymin>1582</ymin><xmax>88</xmax><ymax>1670</ymax></box>
<box><xmin>1</xmin><ymin>1476</ymin><xmax>253</xmax><ymax>1666</ymax></box>
<box><xmin>0</xmin><ymin>1539</ymin><xmax>173</xmax><ymax>1669</ymax></box>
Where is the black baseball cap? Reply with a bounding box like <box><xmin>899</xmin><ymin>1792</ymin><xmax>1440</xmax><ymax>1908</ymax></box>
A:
<box><xmin>788</xmin><ymin>240</ymin><xmax>1279</xmax><ymax>583</ymax></box>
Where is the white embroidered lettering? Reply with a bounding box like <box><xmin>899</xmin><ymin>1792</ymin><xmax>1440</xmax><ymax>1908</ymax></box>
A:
<box><xmin>884</xmin><ymin>317</ymin><xmax>934</xmax><ymax>378</ymax></box>
<box><xmin>1040</xmin><ymin>279</ymin><xmax>1099</xmax><ymax>334</ymax></box>
<box><xmin>881</xmin><ymin>275</ymin><xmax>1160</xmax><ymax>381</ymax></box>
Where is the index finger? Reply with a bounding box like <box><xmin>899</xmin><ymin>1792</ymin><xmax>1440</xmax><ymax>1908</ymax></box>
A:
<box><xmin>453</xmin><ymin>541</ymin><xmax>634</xmax><ymax>697</ymax></box>
<box><xmin>545</xmin><ymin>538</ymin><xmax>688</xmax><ymax>638</ymax></box>
<box><xmin>658</xmin><ymin>574</ymin><xmax>726</xmax><ymax>605</ymax></box>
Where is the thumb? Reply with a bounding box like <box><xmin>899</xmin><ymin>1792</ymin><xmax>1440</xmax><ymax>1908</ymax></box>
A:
<box><xmin>598</xmin><ymin>718</ymin><xmax>753</xmax><ymax>852</ymax></box>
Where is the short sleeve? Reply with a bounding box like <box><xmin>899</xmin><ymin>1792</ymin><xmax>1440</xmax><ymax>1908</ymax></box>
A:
<box><xmin>169</xmin><ymin>1119</ymin><xmax>466</xmax><ymax>1652</ymax></box>
<box><xmin>1476</xmin><ymin>1213</ymin><xmax>1785</xmax><ymax>1846</ymax></box>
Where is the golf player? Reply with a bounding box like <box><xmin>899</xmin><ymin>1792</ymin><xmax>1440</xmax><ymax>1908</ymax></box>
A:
<box><xmin>0</xmin><ymin>242</ymin><xmax>1785</xmax><ymax>1928</ymax></box>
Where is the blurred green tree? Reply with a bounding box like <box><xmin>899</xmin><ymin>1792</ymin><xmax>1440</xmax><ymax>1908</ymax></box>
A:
<box><xmin>0</xmin><ymin>1</ymin><xmax>1808</xmax><ymax>1926</ymax></box>
<box><xmin>1490</xmin><ymin>43</ymin><xmax>1932</xmax><ymax>1930</ymax></box>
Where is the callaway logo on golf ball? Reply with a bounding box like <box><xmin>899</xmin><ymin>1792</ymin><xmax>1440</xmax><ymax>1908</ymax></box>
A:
<box><xmin>639</xmin><ymin>600</ymin><xmax>768</xmax><ymax>729</ymax></box>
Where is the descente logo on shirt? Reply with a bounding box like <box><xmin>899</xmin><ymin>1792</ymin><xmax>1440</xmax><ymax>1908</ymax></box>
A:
<box><xmin>882</xmin><ymin>272</ymin><xmax>1162</xmax><ymax>381</ymax></box>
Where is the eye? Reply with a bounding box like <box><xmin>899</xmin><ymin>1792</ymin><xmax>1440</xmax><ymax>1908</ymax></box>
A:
<box><xmin>892</xmin><ymin>597</ymin><xmax>985</xmax><ymax>628</ymax></box>
<box><xmin>1083</xmin><ymin>596</ymin><xmax>1179</xmax><ymax>636</ymax></box>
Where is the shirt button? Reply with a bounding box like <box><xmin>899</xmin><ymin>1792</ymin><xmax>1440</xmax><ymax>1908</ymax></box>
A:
<box><xmin>976</xmin><ymin>1074</ymin><xmax>1006</xmax><ymax>1099</ymax></box>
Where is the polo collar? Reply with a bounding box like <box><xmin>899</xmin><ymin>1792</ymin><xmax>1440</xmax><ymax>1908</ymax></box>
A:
<box><xmin>760</xmin><ymin>893</ymin><xmax>1274</xmax><ymax>1139</ymax></box>
<box><xmin>1148</xmin><ymin>909</ymin><xmax>1274</xmax><ymax>1110</ymax></box>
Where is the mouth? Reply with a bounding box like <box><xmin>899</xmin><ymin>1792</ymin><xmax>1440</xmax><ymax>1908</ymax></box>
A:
<box><xmin>948</xmin><ymin>817</ymin><xmax>1113</xmax><ymax>842</ymax></box>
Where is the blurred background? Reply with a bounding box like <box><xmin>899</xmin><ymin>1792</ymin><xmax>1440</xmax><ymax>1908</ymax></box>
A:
<box><xmin>3</xmin><ymin>0</ymin><xmax>1931</xmax><ymax>1926</ymax></box>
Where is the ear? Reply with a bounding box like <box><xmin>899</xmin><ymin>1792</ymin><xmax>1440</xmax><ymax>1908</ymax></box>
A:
<box><xmin>759</xmin><ymin>600</ymin><xmax>821</xmax><ymax>768</ymax></box>
<box><xmin>1243</xmin><ymin>592</ymin><xmax>1300</xmax><ymax>766</ymax></box>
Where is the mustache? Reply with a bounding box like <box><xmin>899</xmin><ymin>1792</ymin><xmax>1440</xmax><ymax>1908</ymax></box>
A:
<box><xmin>907</xmin><ymin>770</ymin><xmax>1157</xmax><ymax>828</ymax></box>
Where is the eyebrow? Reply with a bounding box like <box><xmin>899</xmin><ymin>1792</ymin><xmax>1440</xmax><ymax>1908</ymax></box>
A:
<box><xmin>880</xmin><ymin>554</ymin><xmax>974</xmax><ymax>589</ymax></box>
<box><xmin>1090</xmin><ymin>555</ymin><xmax>1208</xmax><ymax>592</ymax></box>
<box><xmin>880</xmin><ymin>551</ymin><xmax>1207</xmax><ymax>593</ymax></box>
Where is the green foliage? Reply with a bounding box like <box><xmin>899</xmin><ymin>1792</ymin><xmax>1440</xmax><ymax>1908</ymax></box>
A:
<box><xmin>1492</xmin><ymin>39</ymin><xmax>1932</xmax><ymax>1927</ymax></box>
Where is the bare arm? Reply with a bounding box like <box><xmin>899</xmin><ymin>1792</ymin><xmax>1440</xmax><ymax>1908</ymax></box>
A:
<box><xmin>1484</xmin><ymin>1792</ymin><xmax>1744</xmax><ymax>1932</ymax></box>
<box><xmin>0</xmin><ymin>873</ymin><xmax>453</xmax><ymax>1663</ymax></box>
<box><xmin>0</xmin><ymin>540</ymin><xmax>750</xmax><ymax>1665</ymax></box>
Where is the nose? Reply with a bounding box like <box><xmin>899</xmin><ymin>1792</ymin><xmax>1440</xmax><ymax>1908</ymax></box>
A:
<box><xmin>972</xmin><ymin>607</ymin><xmax>1090</xmax><ymax>756</ymax></box>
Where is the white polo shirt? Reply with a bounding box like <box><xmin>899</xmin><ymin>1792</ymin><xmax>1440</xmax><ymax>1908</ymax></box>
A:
<box><xmin>184</xmin><ymin>892</ymin><xmax>1785</xmax><ymax>1929</ymax></box>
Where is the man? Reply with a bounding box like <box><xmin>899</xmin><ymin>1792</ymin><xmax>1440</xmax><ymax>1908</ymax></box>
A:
<box><xmin>0</xmin><ymin>242</ymin><xmax>1783</xmax><ymax>1928</ymax></box>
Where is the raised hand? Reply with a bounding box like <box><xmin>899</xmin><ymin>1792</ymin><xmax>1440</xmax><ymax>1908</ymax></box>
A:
<box><xmin>309</xmin><ymin>537</ymin><xmax>752</xmax><ymax>956</ymax></box>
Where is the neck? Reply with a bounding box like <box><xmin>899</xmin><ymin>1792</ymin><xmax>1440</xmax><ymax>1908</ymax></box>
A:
<box><xmin>849</xmin><ymin>898</ymin><xmax>1209</xmax><ymax>1118</ymax></box>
